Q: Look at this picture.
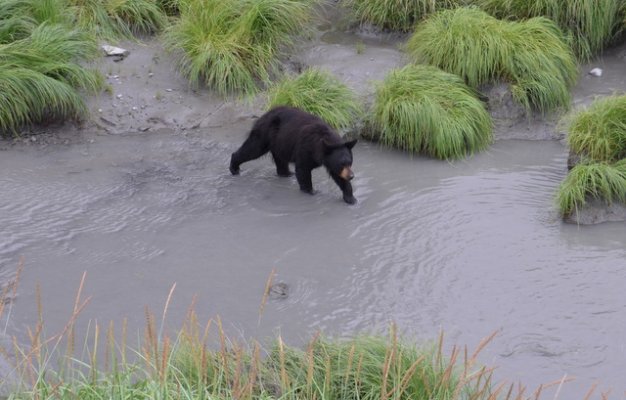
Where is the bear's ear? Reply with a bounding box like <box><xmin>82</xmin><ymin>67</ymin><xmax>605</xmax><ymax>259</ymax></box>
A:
<box><xmin>322</xmin><ymin>139</ymin><xmax>336</xmax><ymax>155</ymax></box>
<box><xmin>344</xmin><ymin>139</ymin><xmax>357</xmax><ymax>150</ymax></box>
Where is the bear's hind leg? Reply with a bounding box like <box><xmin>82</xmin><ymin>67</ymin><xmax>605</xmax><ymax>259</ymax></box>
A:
<box><xmin>272</xmin><ymin>153</ymin><xmax>292</xmax><ymax>177</ymax></box>
<box><xmin>230</xmin><ymin>133</ymin><xmax>269</xmax><ymax>175</ymax></box>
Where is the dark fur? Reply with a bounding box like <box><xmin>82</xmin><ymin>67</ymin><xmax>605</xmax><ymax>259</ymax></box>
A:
<box><xmin>230</xmin><ymin>106</ymin><xmax>357</xmax><ymax>204</ymax></box>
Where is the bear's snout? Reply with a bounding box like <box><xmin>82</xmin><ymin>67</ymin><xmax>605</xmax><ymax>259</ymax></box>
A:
<box><xmin>340</xmin><ymin>167</ymin><xmax>354</xmax><ymax>181</ymax></box>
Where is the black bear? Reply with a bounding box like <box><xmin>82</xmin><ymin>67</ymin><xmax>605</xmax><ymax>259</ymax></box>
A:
<box><xmin>230</xmin><ymin>106</ymin><xmax>357</xmax><ymax>204</ymax></box>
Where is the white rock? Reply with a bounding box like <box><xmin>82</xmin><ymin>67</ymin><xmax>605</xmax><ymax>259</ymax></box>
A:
<box><xmin>101</xmin><ymin>45</ymin><xmax>129</xmax><ymax>58</ymax></box>
<box><xmin>589</xmin><ymin>68</ymin><xmax>603</xmax><ymax>77</ymax></box>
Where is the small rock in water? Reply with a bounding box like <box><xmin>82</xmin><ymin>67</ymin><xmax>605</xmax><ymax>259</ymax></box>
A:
<box><xmin>268</xmin><ymin>282</ymin><xmax>289</xmax><ymax>299</ymax></box>
<box><xmin>589</xmin><ymin>68</ymin><xmax>603</xmax><ymax>77</ymax></box>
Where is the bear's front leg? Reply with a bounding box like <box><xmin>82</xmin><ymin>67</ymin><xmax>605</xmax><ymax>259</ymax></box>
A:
<box><xmin>295</xmin><ymin>166</ymin><xmax>315</xmax><ymax>194</ymax></box>
<box><xmin>331</xmin><ymin>175</ymin><xmax>357</xmax><ymax>204</ymax></box>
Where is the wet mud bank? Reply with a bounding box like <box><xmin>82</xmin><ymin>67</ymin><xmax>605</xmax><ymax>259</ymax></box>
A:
<box><xmin>1</xmin><ymin>7</ymin><xmax>626</xmax><ymax>399</ymax></box>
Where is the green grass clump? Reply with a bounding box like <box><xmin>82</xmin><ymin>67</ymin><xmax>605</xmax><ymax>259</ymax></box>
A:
<box><xmin>0</xmin><ymin>15</ymin><xmax>36</xmax><ymax>43</ymax></box>
<box><xmin>0</xmin><ymin>0</ymin><xmax>70</xmax><ymax>42</ymax></box>
<box><xmin>556</xmin><ymin>160</ymin><xmax>626</xmax><ymax>216</ymax></box>
<box><xmin>0</xmin><ymin>0</ymin><xmax>69</xmax><ymax>27</ymax></box>
<box><xmin>0</xmin><ymin>273</ymin><xmax>527</xmax><ymax>400</ymax></box>
<box><xmin>70</xmin><ymin>0</ymin><xmax>168</xmax><ymax>39</ymax></box>
<box><xmin>266</xmin><ymin>68</ymin><xmax>362</xmax><ymax>131</ymax></box>
<box><xmin>0</xmin><ymin>0</ymin><xmax>168</xmax><ymax>40</ymax></box>
<box><xmin>566</xmin><ymin>95</ymin><xmax>626</xmax><ymax>163</ymax></box>
<box><xmin>471</xmin><ymin>0</ymin><xmax>623</xmax><ymax>60</ymax></box>
<box><xmin>370</xmin><ymin>64</ymin><xmax>492</xmax><ymax>159</ymax></box>
<box><xmin>104</xmin><ymin>0</ymin><xmax>169</xmax><ymax>36</ymax></box>
<box><xmin>265</xmin><ymin>334</ymin><xmax>465</xmax><ymax>400</ymax></box>
<box><xmin>343</xmin><ymin>0</ymin><xmax>459</xmax><ymax>32</ymax></box>
<box><xmin>164</xmin><ymin>0</ymin><xmax>314</xmax><ymax>97</ymax></box>
<box><xmin>0</xmin><ymin>24</ymin><xmax>103</xmax><ymax>134</ymax></box>
<box><xmin>406</xmin><ymin>7</ymin><xmax>577</xmax><ymax>114</ymax></box>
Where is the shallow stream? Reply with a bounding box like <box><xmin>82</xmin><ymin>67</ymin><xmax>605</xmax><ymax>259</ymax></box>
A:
<box><xmin>1</xmin><ymin>14</ymin><xmax>626</xmax><ymax>398</ymax></box>
<box><xmin>1</xmin><ymin>131</ymin><xmax>626</xmax><ymax>397</ymax></box>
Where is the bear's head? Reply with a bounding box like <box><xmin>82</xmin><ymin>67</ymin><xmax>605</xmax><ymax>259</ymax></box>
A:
<box><xmin>322</xmin><ymin>139</ymin><xmax>357</xmax><ymax>181</ymax></box>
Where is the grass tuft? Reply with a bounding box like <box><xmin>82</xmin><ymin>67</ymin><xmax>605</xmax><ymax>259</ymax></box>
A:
<box><xmin>0</xmin><ymin>273</ymin><xmax>538</xmax><ymax>400</ymax></box>
<box><xmin>105</xmin><ymin>0</ymin><xmax>169</xmax><ymax>36</ymax></box>
<box><xmin>70</xmin><ymin>0</ymin><xmax>168</xmax><ymax>39</ymax></box>
<box><xmin>266</xmin><ymin>68</ymin><xmax>363</xmax><ymax>131</ymax></box>
<box><xmin>0</xmin><ymin>0</ymin><xmax>168</xmax><ymax>40</ymax></box>
<box><xmin>566</xmin><ymin>95</ymin><xmax>626</xmax><ymax>163</ymax></box>
<box><xmin>343</xmin><ymin>0</ymin><xmax>459</xmax><ymax>32</ymax></box>
<box><xmin>556</xmin><ymin>160</ymin><xmax>626</xmax><ymax>216</ymax></box>
<box><xmin>471</xmin><ymin>0</ymin><xmax>623</xmax><ymax>60</ymax></box>
<box><xmin>370</xmin><ymin>64</ymin><xmax>493</xmax><ymax>159</ymax></box>
<box><xmin>266</xmin><ymin>334</ymin><xmax>459</xmax><ymax>400</ymax></box>
<box><xmin>0</xmin><ymin>24</ymin><xmax>103</xmax><ymax>134</ymax></box>
<box><xmin>406</xmin><ymin>7</ymin><xmax>577</xmax><ymax>114</ymax></box>
<box><xmin>0</xmin><ymin>0</ymin><xmax>69</xmax><ymax>42</ymax></box>
<box><xmin>164</xmin><ymin>0</ymin><xmax>314</xmax><ymax>97</ymax></box>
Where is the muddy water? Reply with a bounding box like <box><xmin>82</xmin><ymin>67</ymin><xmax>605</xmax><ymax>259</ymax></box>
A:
<box><xmin>1</xmin><ymin>130</ymin><xmax>626</xmax><ymax>397</ymax></box>
<box><xmin>1</xmin><ymin>15</ymin><xmax>626</xmax><ymax>397</ymax></box>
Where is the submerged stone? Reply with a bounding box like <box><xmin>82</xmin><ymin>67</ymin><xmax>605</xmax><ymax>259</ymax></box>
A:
<box><xmin>565</xmin><ymin>199</ymin><xmax>626</xmax><ymax>225</ymax></box>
